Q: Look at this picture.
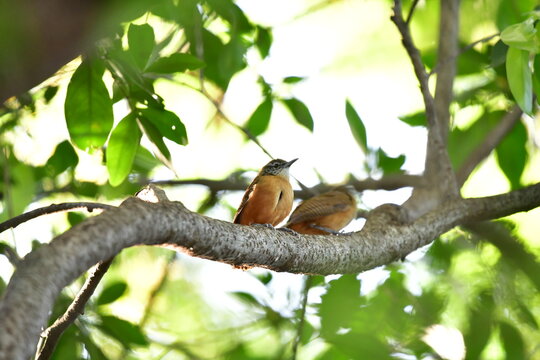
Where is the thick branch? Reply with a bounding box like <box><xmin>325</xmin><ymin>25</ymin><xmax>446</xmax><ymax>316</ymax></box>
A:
<box><xmin>36</xmin><ymin>258</ymin><xmax>113</xmax><ymax>360</ymax></box>
<box><xmin>456</xmin><ymin>106</ymin><xmax>522</xmax><ymax>187</ymax></box>
<box><xmin>1</xmin><ymin>183</ymin><xmax>539</xmax><ymax>359</ymax></box>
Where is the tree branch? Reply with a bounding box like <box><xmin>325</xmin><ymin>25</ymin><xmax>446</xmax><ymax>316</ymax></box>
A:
<box><xmin>456</xmin><ymin>106</ymin><xmax>522</xmax><ymax>187</ymax></box>
<box><xmin>35</xmin><ymin>258</ymin><xmax>114</xmax><ymax>360</ymax></box>
<box><xmin>0</xmin><ymin>202</ymin><xmax>115</xmax><ymax>234</ymax></box>
<box><xmin>1</xmin><ymin>183</ymin><xmax>539</xmax><ymax>360</ymax></box>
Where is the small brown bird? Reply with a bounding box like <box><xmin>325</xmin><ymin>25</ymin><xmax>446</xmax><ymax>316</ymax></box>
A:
<box><xmin>285</xmin><ymin>185</ymin><xmax>357</xmax><ymax>235</ymax></box>
<box><xmin>233</xmin><ymin>158</ymin><xmax>298</xmax><ymax>226</ymax></box>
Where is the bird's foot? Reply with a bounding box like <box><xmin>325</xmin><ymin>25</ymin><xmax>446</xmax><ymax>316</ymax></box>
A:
<box><xmin>309</xmin><ymin>225</ymin><xmax>340</xmax><ymax>235</ymax></box>
<box><xmin>277</xmin><ymin>227</ymin><xmax>299</xmax><ymax>235</ymax></box>
<box><xmin>252</xmin><ymin>223</ymin><xmax>275</xmax><ymax>229</ymax></box>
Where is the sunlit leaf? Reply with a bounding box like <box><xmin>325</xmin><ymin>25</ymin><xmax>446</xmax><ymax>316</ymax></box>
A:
<box><xmin>345</xmin><ymin>99</ymin><xmax>368</xmax><ymax>152</ymax></box>
<box><xmin>491</xmin><ymin>40</ymin><xmax>509</xmax><ymax>68</ymax></box>
<box><xmin>65</xmin><ymin>57</ymin><xmax>114</xmax><ymax>150</ymax></box>
<box><xmin>96</xmin><ymin>281</ymin><xmax>128</xmax><ymax>305</ymax></box>
<box><xmin>106</xmin><ymin>114</ymin><xmax>142</xmax><ymax>186</ymax></box>
<box><xmin>282</xmin><ymin>98</ymin><xmax>314</xmax><ymax>132</ymax></box>
<box><xmin>146</xmin><ymin>53</ymin><xmax>205</xmax><ymax>73</ymax></box>
<box><xmin>500</xmin><ymin>18</ymin><xmax>540</xmax><ymax>53</ymax></box>
<box><xmin>128</xmin><ymin>23</ymin><xmax>155</xmax><ymax>69</ymax></box>
<box><xmin>139</xmin><ymin>107</ymin><xmax>188</xmax><ymax>145</ymax></box>
<box><xmin>283</xmin><ymin>76</ymin><xmax>304</xmax><ymax>84</ymax></box>
<box><xmin>505</xmin><ymin>46</ymin><xmax>533</xmax><ymax>114</ymax></box>
<box><xmin>245</xmin><ymin>97</ymin><xmax>272</xmax><ymax>137</ymax></box>
<box><xmin>318</xmin><ymin>274</ymin><xmax>362</xmax><ymax>337</ymax></box>
<box><xmin>398</xmin><ymin>111</ymin><xmax>426</xmax><ymax>127</ymax></box>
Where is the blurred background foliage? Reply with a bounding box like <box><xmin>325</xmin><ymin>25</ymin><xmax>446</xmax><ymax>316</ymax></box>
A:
<box><xmin>1</xmin><ymin>0</ymin><xmax>540</xmax><ymax>359</ymax></box>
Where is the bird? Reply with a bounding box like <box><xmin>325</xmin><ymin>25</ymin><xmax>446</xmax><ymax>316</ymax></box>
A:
<box><xmin>285</xmin><ymin>185</ymin><xmax>357</xmax><ymax>235</ymax></box>
<box><xmin>233</xmin><ymin>158</ymin><xmax>298</xmax><ymax>226</ymax></box>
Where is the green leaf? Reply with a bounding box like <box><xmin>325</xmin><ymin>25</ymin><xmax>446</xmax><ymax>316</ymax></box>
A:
<box><xmin>516</xmin><ymin>299</ymin><xmax>538</xmax><ymax>329</ymax></box>
<box><xmin>79</xmin><ymin>333</ymin><xmax>107</xmax><ymax>360</ymax></box>
<box><xmin>501</xmin><ymin>18</ymin><xmax>540</xmax><ymax>53</ymax></box>
<box><xmin>43</xmin><ymin>85</ymin><xmax>59</xmax><ymax>103</ymax></box>
<box><xmin>138</xmin><ymin>116</ymin><xmax>171</xmax><ymax>160</ymax></box>
<box><xmin>491</xmin><ymin>40</ymin><xmax>509</xmax><ymax>68</ymax></box>
<box><xmin>533</xmin><ymin>55</ymin><xmax>540</xmax><ymax>104</ymax></box>
<box><xmin>99</xmin><ymin>315</ymin><xmax>148</xmax><ymax>346</ymax></box>
<box><xmin>254</xmin><ymin>272</ymin><xmax>273</xmax><ymax>285</ymax></box>
<box><xmin>505</xmin><ymin>46</ymin><xmax>533</xmax><ymax>114</ymax></box>
<box><xmin>256</xmin><ymin>26</ymin><xmax>272</xmax><ymax>58</ymax></box>
<box><xmin>67</xmin><ymin>212</ymin><xmax>85</xmax><ymax>227</ymax></box>
<box><xmin>65</xmin><ymin>57</ymin><xmax>114</xmax><ymax>150</ymax></box>
<box><xmin>245</xmin><ymin>97</ymin><xmax>273</xmax><ymax>137</ymax></box>
<box><xmin>399</xmin><ymin>111</ymin><xmax>426</xmax><ymax>127</ymax></box>
<box><xmin>106</xmin><ymin>114</ymin><xmax>142</xmax><ymax>187</ymax></box>
<box><xmin>205</xmin><ymin>0</ymin><xmax>252</xmax><ymax>33</ymax></box>
<box><xmin>50</xmin><ymin>325</ymin><xmax>79</xmax><ymax>360</ymax></box>
<box><xmin>318</xmin><ymin>274</ymin><xmax>362</xmax><ymax>337</ymax></box>
<box><xmin>146</xmin><ymin>53</ymin><xmax>205</xmax><ymax>73</ymax></box>
<box><xmin>139</xmin><ymin>108</ymin><xmax>188</xmax><ymax>145</ymax></box>
<box><xmin>44</xmin><ymin>140</ymin><xmax>79</xmax><ymax>177</ymax></box>
<box><xmin>376</xmin><ymin>148</ymin><xmax>405</xmax><ymax>174</ymax></box>
<box><xmin>464</xmin><ymin>293</ymin><xmax>494</xmax><ymax>360</ymax></box>
<box><xmin>282</xmin><ymin>98</ymin><xmax>314</xmax><ymax>132</ymax></box>
<box><xmin>231</xmin><ymin>291</ymin><xmax>262</xmax><ymax>307</ymax></box>
<box><xmin>499</xmin><ymin>322</ymin><xmax>525</xmax><ymax>360</ymax></box>
<box><xmin>128</xmin><ymin>23</ymin><xmax>155</xmax><ymax>69</ymax></box>
<box><xmin>495</xmin><ymin>121</ymin><xmax>528</xmax><ymax>190</ymax></box>
<box><xmin>283</xmin><ymin>76</ymin><xmax>304</xmax><ymax>84</ymax></box>
<box><xmin>345</xmin><ymin>100</ymin><xmax>368</xmax><ymax>152</ymax></box>
<box><xmin>330</xmin><ymin>332</ymin><xmax>391</xmax><ymax>359</ymax></box>
<box><xmin>96</xmin><ymin>281</ymin><xmax>128</xmax><ymax>305</ymax></box>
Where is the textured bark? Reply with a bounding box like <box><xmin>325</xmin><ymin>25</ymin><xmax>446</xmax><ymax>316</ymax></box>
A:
<box><xmin>1</xmin><ymin>184</ymin><xmax>540</xmax><ymax>360</ymax></box>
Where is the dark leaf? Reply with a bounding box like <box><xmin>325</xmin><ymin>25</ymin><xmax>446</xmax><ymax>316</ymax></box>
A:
<box><xmin>231</xmin><ymin>291</ymin><xmax>262</xmax><ymax>307</ymax></box>
<box><xmin>376</xmin><ymin>148</ymin><xmax>405</xmax><ymax>174</ymax></box>
<box><xmin>205</xmin><ymin>0</ymin><xmax>252</xmax><ymax>33</ymax></box>
<box><xmin>499</xmin><ymin>322</ymin><xmax>525</xmax><ymax>360</ymax></box>
<box><xmin>515</xmin><ymin>299</ymin><xmax>538</xmax><ymax>329</ymax></box>
<box><xmin>96</xmin><ymin>281</ymin><xmax>128</xmax><ymax>306</ymax></box>
<box><xmin>106</xmin><ymin>114</ymin><xmax>142</xmax><ymax>186</ymax></box>
<box><xmin>43</xmin><ymin>85</ymin><xmax>59</xmax><ymax>103</ymax></box>
<box><xmin>282</xmin><ymin>98</ymin><xmax>314</xmax><ymax>132</ymax></box>
<box><xmin>245</xmin><ymin>97</ymin><xmax>273</xmax><ymax>137</ymax></box>
<box><xmin>464</xmin><ymin>292</ymin><xmax>494</xmax><ymax>360</ymax></box>
<box><xmin>491</xmin><ymin>40</ymin><xmax>509</xmax><ymax>68</ymax></box>
<box><xmin>345</xmin><ymin>99</ymin><xmax>368</xmax><ymax>152</ymax></box>
<box><xmin>67</xmin><ymin>212</ymin><xmax>85</xmax><ymax>227</ymax></box>
<box><xmin>254</xmin><ymin>272</ymin><xmax>273</xmax><ymax>285</ymax></box>
<box><xmin>495</xmin><ymin>121</ymin><xmax>528</xmax><ymax>190</ymax></box>
<box><xmin>79</xmin><ymin>333</ymin><xmax>108</xmax><ymax>360</ymax></box>
<box><xmin>44</xmin><ymin>140</ymin><xmax>79</xmax><ymax>177</ymax></box>
<box><xmin>99</xmin><ymin>315</ymin><xmax>148</xmax><ymax>346</ymax></box>
<box><xmin>505</xmin><ymin>46</ymin><xmax>533</xmax><ymax>115</ymax></box>
<box><xmin>65</xmin><ymin>57</ymin><xmax>114</xmax><ymax>150</ymax></box>
<box><xmin>128</xmin><ymin>23</ymin><xmax>155</xmax><ymax>69</ymax></box>
<box><xmin>139</xmin><ymin>108</ymin><xmax>188</xmax><ymax>145</ymax></box>
<box><xmin>146</xmin><ymin>53</ymin><xmax>205</xmax><ymax>73</ymax></box>
<box><xmin>50</xmin><ymin>325</ymin><xmax>80</xmax><ymax>360</ymax></box>
<box><xmin>256</xmin><ymin>26</ymin><xmax>272</xmax><ymax>58</ymax></box>
<box><xmin>138</xmin><ymin>116</ymin><xmax>171</xmax><ymax>161</ymax></box>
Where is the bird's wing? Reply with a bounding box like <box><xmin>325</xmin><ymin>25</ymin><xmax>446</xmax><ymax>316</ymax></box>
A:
<box><xmin>233</xmin><ymin>176</ymin><xmax>259</xmax><ymax>224</ymax></box>
<box><xmin>287</xmin><ymin>191</ymin><xmax>350</xmax><ymax>225</ymax></box>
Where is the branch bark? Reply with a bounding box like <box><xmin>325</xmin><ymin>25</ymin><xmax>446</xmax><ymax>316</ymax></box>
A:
<box><xmin>1</xmin><ymin>183</ymin><xmax>539</xmax><ymax>360</ymax></box>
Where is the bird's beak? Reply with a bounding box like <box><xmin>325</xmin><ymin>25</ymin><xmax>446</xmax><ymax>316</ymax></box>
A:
<box><xmin>286</xmin><ymin>158</ymin><xmax>298</xmax><ymax>167</ymax></box>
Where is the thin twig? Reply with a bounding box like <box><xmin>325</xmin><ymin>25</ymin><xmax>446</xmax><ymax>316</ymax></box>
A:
<box><xmin>391</xmin><ymin>0</ymin><xmax>436</xmax><ymax>128</ymax></box>
<box><xmin>459</xmin><ymin>33</ymin><xmax>499</xmax><ymax>56</ymax></box>
<box><xmin>456</xmin><ymin>106</ymin><xmax>522</xmax><ymax>186</ymax></box>
<box><xmin>291</xmin><ymin>275</ymin><xmax>313</xmax><ymax>360</ymax></box>
<box><xmin>405</xmin><ymin>0</ymin><xmax>420</xmax><ymax>25</ymax></box>
<box><xmin>36</xmin><ymin>258</ymin><xmax>114</xmax><ymax>360</ymax></box>
<box><xmin>0</xmin><ymin>202</ymin><xmax>115</xmax><ymax>234</ymax></box>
